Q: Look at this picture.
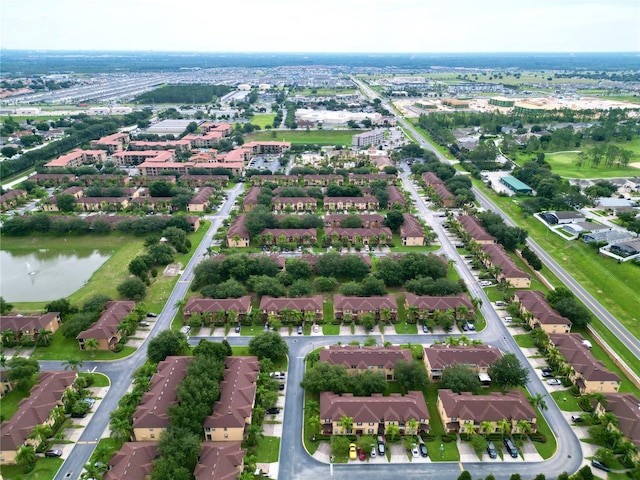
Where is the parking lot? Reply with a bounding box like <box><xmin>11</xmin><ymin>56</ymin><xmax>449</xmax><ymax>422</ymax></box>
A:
<box><xmin>247</xmin><ymin>155</ymin><xmax>283</xmax><ymax>173</ymax></box>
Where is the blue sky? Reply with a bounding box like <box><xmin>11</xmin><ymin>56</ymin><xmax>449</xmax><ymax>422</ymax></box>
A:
<box><xmin>2</xmin><ymin>0</ymin><xmax>638</xmax><ymax>52</ymax></box>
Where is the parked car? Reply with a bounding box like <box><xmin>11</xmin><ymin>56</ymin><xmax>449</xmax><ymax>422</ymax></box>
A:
<box><xmin>466</xmin><ymin>322</ymin><xmax>475</xmax><ymax>331</ymax></box>
<box><xmin>486</xmin><ymin>441</ymin><xmax>497</xmax><ymax>459</ymax></box>
<box><xmin>546</xmin><ymin>379</ymin><xmax>562</xmax><ymax>386</ymax></box>
<box><xmin>139</xmin><ymin>321</ymin><xmax>150</xmax><ymax>327</ymax></box>
<box><xmin>180</xmin><ymin>326</ymin><xmax>191</xmax><ymax>335</ymax></box>
<box><xmin>278</xmin><ymin>383</ymin><xmax>285</xmax><ymax>390</ymax></box>
<box><xmin>411</xmin><ymin>445</ymin><xmax>419</xmax><ymax>458</ymax></box>
<box><xmin>571</xmin><ymin>415</ymin><xmax>584</xmax><ymax>423</ymax></box>
<box><xmin>541</xmin><ymin>366</ymin><xmax>553</xmax><ymax>373</ymax></box>
<box><xmin>45</xmin><ymin>449</ymin><xmax>62</xmax><ymax>457</ymax></box>
<box><xmin>82</xmin><ymin>398</ymin><xmax>96</xmax><ymax>408</ymax></box>
<box><xmin>297</xmin><ymin>325</ymin><xmax>303</xmax><ymax>335</ymax></box>
<box><xmin>270</xmin><ymin>372</ymin><xmax>285</xmax><ymax>380</ymax></box>
<box><xmin>419</xmin><ymin>443</ymin><xmax>428</xmax><ymax>457</ymax></box>
<box><xmin>542</xmin><ymin>370</ymin><xmax>554</xmax><ymax>378</ymax></box>
<box><xmin>370</xmin><ymin>446</ymin><xmax>376</xmax><ymax>458</ymax></box>
<box><xmin>70</xmin><ymin>411</ymin><xmax>87</xmax><ymax>418</ymax></box>
<box><xmin>591</xmin><ymin>459</ymin><xmax>611</xmax><ymax>472</ymax></box>
<box><xmin>357</xmin><ymin>447</ymin><xmax>366</xmax><ymax>461</ymax></box>
<box><xmin>504</xmin><ymin>316</ymin><xmax>513</xmax><ymax>322</ymax></box>
<box><xmin>479</xmin><ymin>280</ymin><xmax>492</xmax><ymax>287</ymax></box>
<box><xmin>266</xmin><ymin>407</ymin><xmax>280</xmax><ymax>415</ymax></box>
<box><xmin>503</xmin><ymin>438</ymin><xmax>519</xmax><ymax>458</ymax></box>
<box><xmin>349</xmin><ymin>443</ymin><xmax>357</xmax><ymax>460</ymax></box>
<box><xmin>422</xmin><ymin>324</ymin><xmax>429</xmax><ymax>333</ymax></box>
<box><xmin>146</xmin><ymin>312</ymin><xmax>158</xmax><ymax>317</ymax></box>
<box><xmin>235</xmin><ymin>324</ymin><xmax>241</xmax><ymax>333</ymax></box>
<box><xmin>495</xmin><ymin>301</ymin><xmax>506</xmax><ymax>307</ymax></box>
<box><xmin>377</xmin><ymin>440</ymin><xmax>385</xmax><ymax>455</ymax></box>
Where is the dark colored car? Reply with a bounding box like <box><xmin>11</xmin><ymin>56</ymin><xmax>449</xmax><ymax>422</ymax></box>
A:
<box><xmin>146</xmin><ymin>312</ymin><xmax>158</xmax><ymax>317</ymax></box>
<box><xmin>503</xmin><ymin>438</ymin><xmax>519</xmax><ymax>458</ymax></box>
<box><xmin>571</xmin><ymin>415</ymin><xmax>584</xmax><ymax>423</ymax></box>
<box><xmin>71</xmin><ymin>411</ymin><xmax>87</xmax><ymax>418</ymax></box>
<box><xmin>419</xmin><ymin>443</ymin><xmax>428</xmax><ymax>457</ymax></box>
<box><xmin>591</xmin><ymin>459</ymin><xmax>611</xmax><ymax>472</ymax></box>
<box><xmin>45</xmin><ymin>449</ymin><xmax>62</xmax><ymax>457</ymax></box>
<box><xmin>357</xmin><ymin>447</ymin><xmax>366</xmax><ymax>461</ymax></box>
<box><xmin>422</xmin><ymin>324</ymin><xmax>428</xmax><ymax>333</ymax></box>
<box><xmin>377</xmin><ymin>440</ymin><xmax>385</xmax><ymax>455</ymax></box>
<box><xmin>486</xmin><ymin>441</ymin><xmax>497</xmax><ymax>459</ymax></box>
<box><xmin>278</xmin><ymin>383</ymin><xmax>285</xmax><ymax>390</ymax></box>
<box><xmin>266</xmin><ymin>407</ymin><xmax>280</xmax><ymax>415</ymax></box>
<box><xmin>542</xmin><ymin>370</ymin><xmax>554</xmax><ymax>378</ymax></box>
<box><xmin>235</xmin><ymin>324</ymin><xmax>241</xmax><ymax>333</ymax></box>
<box><xmin>297</xmin><ymin>325</ymin><xmax>303</xmax><ymax>335</ymax></box>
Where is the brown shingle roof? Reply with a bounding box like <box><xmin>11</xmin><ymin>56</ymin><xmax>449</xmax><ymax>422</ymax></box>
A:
<box><xmin>325</xmin><ymin>227</ymin><xmax>392</xmax><ymax>239</ymax></box>
<box><xmin>334</xmin><ymin>294</ymin><xmax>397</xmax><ymax>312</ymax></box>
<box><xmin>104</xmin><ymin>442</ymin><xmax>157</xmax><ymax>480</ymax></box>
<box><xmin>132</xmin><ymin>356</ymin><xmax>193</xmax><ymax>431</ymax></box>
<box><xmin>603</xmin><ymin>393</ymin><xmax>640</xmax><ymax>448</ymax></box>
<box><xmin>514</xmin><ymin>290</ymin><xmax>572</xmax><ymax>326</ymax></box>
<box><xmin>195</xmin><ymin>442</ymin><xmax>245</xmax><ymax>480</ymax></box>
<box><xmin>0</xmin><ymin>371</ymin><xmax>76</xmax><ymax>451</ymax></box>
<box><xmin>189</xmin><ymin>187</ymin><xmax>214</xmax><ymax>205</ymax></box>
<box><xmin>259</xmin><ymin>295</ymin><xmax>323</xmax><ymax>313</ymax></box>
<box><xmin>183</xmin><ymin>296</ymin><xmax>252</xmax><ymax>316</ymax></box>
<box><xmin>423</xmin><ymin>345</ymin><xmax>502</xmax><ymax>371</ymax></box>
<box><xmin>549</xmin><ymin>334</ymin><xmax>620</xmax><ymax>383</ymax></box>
<box><xmin>319</xmin><ymin>345</ymin><xmax>413</xmax><ymax>370</ymax></box>
<box><xmin>400</xmin><ymin>214</ymin><xmax>424</xmax><ymax>238</ymax></box>
<box><xmin>204</xmin><ymin>357</ymin><xmax>259</xmax><ymax>429</ymax></box>
<box><xmin>421</xmin><ymin>172</ymin><xmax>444</xmax><ymax>185</ymax></box>
<box><xmin>481</xmin><ymin>244</ymin><xmax>530</xmax><ymax>280</ymax></box>
<box><xmin>76</xmin><ymin>301</ymin><xmax>135</xmax><ymax>341</ymax></box>
<box><xmin>243</xmin><ymin>187</ymin><xmax>261</xmax><ymax>205</ymax></box>
<box><xmin>0</xmin><ymin>312</ymin><xmax>60</xmax><ymax>333</ymax></box>
<box><xmin>324</xmin><ymin>213</ymin><xmax>384</xmax><ymax>225</ymax></box>
<box><xmin>227</xmin><ymin>215</ymin><xmax>249</xmax><ymax>239</ymax></box>
<box><xmin>405</xmin><ymin>293</ymin><xmax>473</xmax><ymax>312</ymax></box>
<box><xmin>320</xmin><ymin>392</ymin><xmax>429</xmax><ymax>423</ymax></box>
<box><xmin>457</xmin><ymin>215</ymin><xmax>497</xmax><ymax>243</ymax></box>
<box><xmin>438</xmin><ymin>389</ymin><xmax>536</xmax><ymax>422</ymax></box>
<box><xmin>387</xmin><ymin>186</ymin><xmax>406</xmax><ymax>205</ymax></box>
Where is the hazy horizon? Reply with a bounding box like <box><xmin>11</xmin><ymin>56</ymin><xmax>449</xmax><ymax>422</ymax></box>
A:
<box><xmin>2</xmin><ymin>0</ymin><xmax>638</xmax><ymax>53</ymax></box>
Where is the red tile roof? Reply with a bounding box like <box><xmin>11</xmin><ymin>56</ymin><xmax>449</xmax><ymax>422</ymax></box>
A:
<box><xmin>438</xmin><ymin>389</ymin><xmax>536</xmax><ymax>422</ymax></box>
<box><xmin>514</xmin><ymin>290</ymin><xmax>572</xmax><ymax>326</ymax></box>
<box><xmin>405</xmin><ymin>293</ymin><xmax>473</xmax><ymax>312</ymax></box>
<box><xmin>104</xmin><ymin>442</ymin><xmax>157</xmax><ymax>480</ymax></box>
<box><xmin>259</xmin><ymin>295</ymin><xmax>323</xmax><ymax>313</ymax></box>
<box><xmin>320</xmin><ymin>392</ymin><xmax>429</xmax><ymax>423</ymax></box>
<box><xmin>76</xmin><ymin>301</ymin><xmax>135</xmax><ymax>341</ymax></box>
<box><xmin>194</xmin><ymin>442</ymin><xmax>245</xmax><ymax>480</ymax></box>
<box><xmin>334</xmin><ymin>294</ymin><xmax>397</xmax><ymax>312</ymax></box>
<box><xmin>549</xmin><ymin>334</ymin><xmax>620</xmax><ymax>383</ymax></box>
<box><xmin>423</xmin><ymin>345</ymin><xmax>502</xmax><ymax>371</ymax></box>
<box><xmin>183</xmin><ymin>296</ymin><xmax>253</xmax><ymax>316</ymax></box>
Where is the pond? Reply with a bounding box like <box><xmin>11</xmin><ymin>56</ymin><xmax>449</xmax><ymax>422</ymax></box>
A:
<box><xmin>0</xmin><ymin>249</ymin><xmax>113</xmax><ymax>302</ymax></box>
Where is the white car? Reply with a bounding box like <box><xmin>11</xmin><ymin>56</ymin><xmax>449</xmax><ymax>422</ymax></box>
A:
<box><xmin>411</xmin><ymin>445</ymin><xmax>419</xmax><ymax>458</ymax></box>
<box><xmin>479</xmin><ymin>281</ymin><xmax>492</xmax><ymax>287</ymax></box>
<box><xmin>180</xmin><ymin>326</ymin><xmax>191</xmax><ymax>335</ymax></box>
<box><xmin>546</xmin><ymin>379</ymin><xmax>562</xmax><ymax>386</ymax></box>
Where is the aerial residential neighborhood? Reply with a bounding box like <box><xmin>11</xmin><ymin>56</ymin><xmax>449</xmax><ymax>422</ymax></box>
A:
<box><xmin>1</xmin><ymin>9</ymin><xmax>640</xmax><ymax>480</ymax></box>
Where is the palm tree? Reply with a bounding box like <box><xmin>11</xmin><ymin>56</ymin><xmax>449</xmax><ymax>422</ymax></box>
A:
<box><xmin>227</xmin><ymin>310</ymin><xmax>239</xmax><ymax>327</ymax></box>
<box><xmin>516</xmin><ymin>420</ymin><xmax>532</xmax><ymax>440</ymax></box>
<box><xmin>304</xmin><ymin>310</ymin><xmax>316</xmax><ymax>325</ymax></box>
<box><xmin>63</xmin><ymin>358</ymin><xmax>84</xmax><ymax>371</ymax></box>
<box><xmin>215</xmin><ymin>309</ymin><xmax>226</xmax><ymax>325</ymax></box>
<box><xmin>308</xmin><ymin>414</ymin><xmax>322</xmax><ymax>438</ymax></box>
<box><xmin>81</xmin><ymin>462</ymin><xmax>104</xmax><ymax>480</ymax></box>
<box><xmin>407</xmin><ymin>305</ymin><xmax>419</xmax><ymax>323</ymax></box>
<box><xmin>109</xmin><ymin>417</ymin><xmax>132</xmax><ymax>442</ymax></box>
<box><xmin>305</xmin><ymin>400</ymin><xmax>319</xmax><ymax>416</ymax></box>
<box><xmin>36</xmin><ymin>328</ymin><xmax>52</xmax><ymax>346</ymax></box>
<box><xmin>85</xmin><ymin>338</ymin><xmax>99</xmax><ymax>358</ymax></box>
<box><xmin>498</xmin><ymin>419</ymin><xmax>511</xmax><ymax>440</ymax></box>
<box><xmin>457</xmin><ymin>305</ymin><xmax>470</xmax><ymax>321</ymax></box>
<box><xmin>529</xmin><ymin>393</ymin><xmax>548</xmax><ymax>411</ymax></box>
<box><xmin>16</xmin><ymin>445</ymin><xmax>36</xmax><ymax>471</ymax></box>
<box><xmin>340</xmin><ymin>415</ymin><xmax>354</xmax><ymax>434</ymax></box>
<box><xmin>380</xmin><ymin>308</ymin><xmax>391</xmax><ymax>325</ymax></box>
<box><xmin>406</xmin><ymin>418</ymin><xmax>419</xmax><ymax>435</ymax></box>
<box><xmin>29</xmin><ymin>424</ymin><xmax>52</xmax><ymax>447</ymax></box>
<box><xmin>480</xmin><ymin>421</ymin><xmax>494</xmax><ymax>437</ymax></box>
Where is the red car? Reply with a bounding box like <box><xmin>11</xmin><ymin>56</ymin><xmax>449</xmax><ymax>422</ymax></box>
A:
<box><xmin>357</xmin><ymin>447</ymin><xmax>366</xmax><ymax>461</ymax></box>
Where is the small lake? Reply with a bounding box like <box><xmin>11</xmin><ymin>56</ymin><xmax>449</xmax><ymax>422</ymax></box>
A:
<box><xmin>0</xmin><ymin>249</ymin><xmax>113</xmax><ymax>302</ymax></box>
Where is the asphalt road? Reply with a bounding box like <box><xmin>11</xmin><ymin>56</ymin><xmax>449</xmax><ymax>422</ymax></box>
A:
<box><xmin>47</xmin><ymin>183</ymin><xmax>244</xmax><ymax>480</ymax></box>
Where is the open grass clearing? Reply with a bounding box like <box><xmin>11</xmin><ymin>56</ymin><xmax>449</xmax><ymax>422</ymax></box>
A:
<box><xmin>250</xmin><ymin>113</ymin><xmax>276</xmax><ymax>129</ymax></box>
<box><xmin>550</xmin><ymin>390</ymin><xmax>582</xmax><ymax>412</ymax></box>
<box><xmin>30</xmin><ymin>329</ymin><xmax>135</xmax><ymax>361</ymax></box>
<box><xmin>0</xmin><ymin>380</ymin><xmax>37</xmax><ymax>421</ymax></box>
<box><xmin>245</xmin><ymin>129</ymin><xmax>363</xmax><ymax>146</ymax></box>
<box><xmin>542</xmin><ymin>151</ymin><xmax>639</xmax><ymax>179</ymax></box>
<box><xmin>513</xmin><ymin>334</ymin><xmax>537</xmax><ymax>349</ymax></box>
<box><xmin>80</xmin><ymin>372</ymin><xmax>110</xmax><ymax>387</ymax></box>
<box><xmin>254</xmin><ymin>436</ymin><xmax>280</xmax><ymax>463</ymax></box>
<box><xmin>0</xmin><ymin>457</ymin><xmax>64</xmax><ymax>480</ymax></box>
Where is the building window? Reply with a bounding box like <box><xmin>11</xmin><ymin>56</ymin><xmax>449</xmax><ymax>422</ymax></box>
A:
<box><xmin>356</xmin><ymin>422</ymin><xmax>362</xmax><ymax>426</ymax></box>
<box><xmin>367</xmin><ymin>429</ymin><xmax>374</xmax><ymax>434</ymax></box>
<box><xmin>369</xmin><ymin>422</ymin><xmax>374</xmax><ymax>426</ymax></box>
<box><xmin>150</xmin><ymin>434</ymin><xmax>155</xmax><ymax>439</ymax></box>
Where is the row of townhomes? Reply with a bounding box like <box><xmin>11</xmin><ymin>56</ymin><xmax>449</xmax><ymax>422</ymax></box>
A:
<box><xmin>421</xmin><ymin>172</ymin><xmax>456</xmax><ymax>208</ymax></box>
<box><xmin>182</xmin><ymin>292</ymin><xmax>475</xmax><ymax>323</ymax></box>
<box><xmin>453</xmin><ymin>214</ymin><xmax>531</xmax><ymax>288</ymax></box>
<box><xmin>316</xmin><ymin>346</ymin><xmax>537</xmax><ymax>438</ymax></box>
<box><xmin>0</xmin><ymin>371</ymin><xmax>77</xmax><ymax>464</ymax></box>
<box><xmin>249</xmin><ymin>173</ymin><xmax>396</xmax><ymax>187</ymax></box>
<box><xmin>110</xmin><ymin>355</ymin><xmax>259</xmax><ymax>480</ymax></box>
<box><xmin>227</xmin><ymin>213</ymin><xmax>425</xmax><ymax>248</ymax></box>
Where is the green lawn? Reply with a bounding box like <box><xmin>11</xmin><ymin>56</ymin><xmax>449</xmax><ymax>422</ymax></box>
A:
<box><xmin>81</xmin><ymin>372</ymin><xmax>110</xmax><ymax>387</ymax></box>
<box><xmin>0</xmin><ymin>457</ymin><xmax>64</xmax><ymax>480</ymax></box>
<box><xmin>245</xmin><ymin>129</ymin><xmax>363</xmax><ymax>146</ymax></box>
<box><xmin>542</xmin><ymin>151</ymin><xmax>640</xmax><ymax>179</ymax></box>
<box><xmin>513</xmin><ymin>334</ymin><xmax>537</xmax><ymax>349</ymax></box>
<box><xmin>250</xmin><ymin>113</ymin><xmax>276</xmax><ymax>128</ymax></box>
<box><xmin>550</xmin><ymin>390</ymin><xmax>582</xmax><ymax>412</ymax></box>
<box><xmin>255</xmin><ymin>436</ymin><xmax>281</xmax><ymax>463</ymax></box>
<box><xmin>422</xmin><ymin>383</ymin><xmax>460</xmax><ymax>461</ymax></box>
<box><xmin>527</xmin><ymin>408</ymin><xmax>556</xmax><ymax>459</ymax></box>
<box><xmin>0</xmin><ymin>381</ymin><xmax>36</xmax><ymax>421</ymax></box>
<box><xmin>322</xmin><ymin>324</ymin><xmax>340</xmax><ymax>335</ymax></box>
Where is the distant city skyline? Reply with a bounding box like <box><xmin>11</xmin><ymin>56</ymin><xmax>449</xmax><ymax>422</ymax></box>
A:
<box><xmin>2</xmin><ymin>0</ymin><xmax>639</xmax><ymax>53</ymax></box>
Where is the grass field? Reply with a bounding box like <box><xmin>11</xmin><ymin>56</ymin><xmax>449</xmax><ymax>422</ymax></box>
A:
<box><xmin>255</xmin><ymin>436</ymin><xmax>281</xmax><ymax>463</ymax></box>
<box><xmin>0</xmin><ymin>457</ymin><xmax>64</xmax><ymax>480</ymax></box>
<box><xmin>542</xmin><ymin>150</ymin><xmax>640</xmax><ymax>179</ymax></box>
<box><xmin>250</xmin><ymin>113</ymin><xmax>276</xmax><ymax>128</ymax></box>
<box><xmin>244</xmin><ymin>129</ymin><xmax>363</xmax><ymax>146</ymax></box>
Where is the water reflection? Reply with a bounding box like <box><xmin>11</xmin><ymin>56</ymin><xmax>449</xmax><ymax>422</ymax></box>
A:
<box><xmin>0</xmin><ymin>249</ymin><xmax>113</xmax><ymax>302</ymax></box>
